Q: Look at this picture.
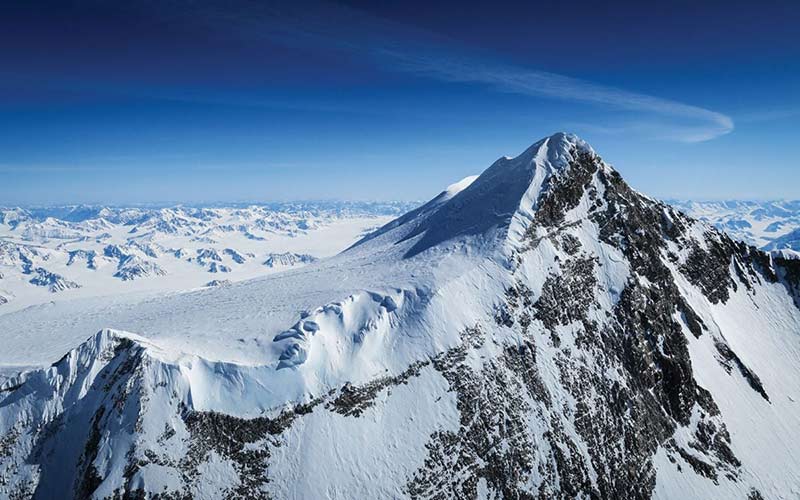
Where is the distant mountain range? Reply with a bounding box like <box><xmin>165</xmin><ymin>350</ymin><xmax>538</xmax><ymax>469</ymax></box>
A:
<box><xmin>0</xmin><ymin>202</ymin><xmax>417</xmax><ymax>311</ymax></box>
<box><xmin>668</xmin><ymin>199</ymin><xmax>800</xmax><ymax>253</ymax></box>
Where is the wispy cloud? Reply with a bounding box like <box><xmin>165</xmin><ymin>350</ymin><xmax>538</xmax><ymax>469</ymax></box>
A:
<box><xmin>110</xmin><ymin>0</ymin><xmax>738</xmax><ymax>142</ymax></box>
<box><xmin>187</xmin><ymin>0</ymin><xmax>734</xmax><ymax>143</ymax></box>
<box><xmin>563</xmin><ymin>120</ymin><xmax>733</xmax><ymax>143</ymax></box>
<box><xmin>383</xmin><ymin>52</ymin><xmax>733</xmax><ymax>142</ymax></box>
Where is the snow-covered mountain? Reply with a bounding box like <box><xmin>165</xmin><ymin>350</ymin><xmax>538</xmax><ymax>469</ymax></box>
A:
<box><xmin>669</xmin><ymin>199</ymin><xmax>800</xmax><ymax>251</ymax></box>
<box><xmin>1</xmin><ymin>133</ymin><xmax>799</xmax><ymax>499</ymax></box>
<box><xmin>0</xmin><ymin>202</ymin><xmax>414</xmax><ymax>312</ymax></box>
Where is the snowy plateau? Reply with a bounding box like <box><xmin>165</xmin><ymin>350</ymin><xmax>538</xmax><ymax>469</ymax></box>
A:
<box><xmin>1</xmin><ymin>133</ymin><xmax>799</xmax><ymax>500</ymax></box>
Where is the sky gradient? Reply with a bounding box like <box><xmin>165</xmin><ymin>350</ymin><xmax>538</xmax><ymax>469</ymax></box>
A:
<box><xmin>1</xmin><ymin>0</ymin><xmax>799</xmax><ymax>204</ymax></box>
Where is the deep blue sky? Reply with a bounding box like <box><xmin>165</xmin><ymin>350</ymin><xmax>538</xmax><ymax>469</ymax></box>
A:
<box><xmin>1</xmin><ymin>0</ymin><xmax>799</xmax><ymax>204</ymax></box>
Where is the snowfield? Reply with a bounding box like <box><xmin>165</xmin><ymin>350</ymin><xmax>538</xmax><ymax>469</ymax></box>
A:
<box><xmin>1</xmin><ymin>134</ymin><xmax>799</xmax><ymax>499</ymax></box>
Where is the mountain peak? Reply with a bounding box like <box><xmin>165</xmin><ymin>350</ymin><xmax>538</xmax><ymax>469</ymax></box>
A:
<box><xmin>519</xmin><ymin>131</ymin><xmax>591</xmax><ymax>156</ymax></box>
<box><xmin>509</xmin><ymin>132</ymin><xmax>593</xmax><ymax>167</ymax></box>
<box><xmin>351</xmin><ymin>132</ymin><xmax>608</xmax><ymax>258</ymax></box>
<box><xmin>4</xmin><ymin>134</ymin><xmax>800</xmax><ymax>500</ymax></box>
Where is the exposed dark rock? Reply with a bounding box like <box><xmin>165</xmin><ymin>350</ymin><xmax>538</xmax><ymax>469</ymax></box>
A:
<box><xmin>678</xmin><ymin>297</ymin><xmax>707</xmax><ymax>338</ymax></box>
<box><xmin>179</xmin><ymin>395</ymin><xmax>324</xmax><ymax>500</ymax></box>
<box><xmin>714</xmin><ymin>339</ymin><xmax>770</xmax><ymax>402</ymax></box>
<box><xmin>534</xmin><ymin>148</ymin><xmax>599</xmax><ymax>228</ymax></box>
<box><xmin>483</xmin><ymin>149</ymin><xmax>746</xmax><ymax>498</ymax></box>
<box><xmin>681</xmin><ymin>238</ymin><xmax>736</xmax><ymax>304</ymax></box>
<box><xmin>557</xmin><ymin>232</ymin><xmax>582</xmax><ymax>255</ymax></box>
<box><xmin>689</xmin><ymin>419</ymin><xmax>740</xmax><ymax>473</ymax></box>
<box><xmin>76</xmin><ymin>407</ymin><xmax>105</xmax><ymax>500</ymax></box>
<box><xmin>533</xmin><ymin>254</ymin><xmax>598</xmax><ymax>333</ymax></box>
<box><xmin>670</xmin><ymin>441</ymin><xmax>718</xmax><ymax>482</ymax></box>
<box><xmin>327</xmin><ymin>360</ymin><xmax>429</xmax><ymax>417</ymax></box>
<box><xmin>409</xmin><ymin>327</ymin><xmax>547</xmax><ymax>499</ymax></box>
<box><xmin>591</xmin><ymin>167</ymin><xmax>690</xmax><ymax>282</ymax></box>
<box><xmin>502</xmin><ymin>341</ymin><xmax>551</xmax><ymax>408</ymax></box>
<box><xmin>612</xmin><ymin>280</ymin><xmax>699</xmax><ymax>425</ymax></box>
<box><xmin>774</xmin><ymin>254</ymin><xmax>800</xmax><ymax>309</ymax></box>
<box><xmin>0</xmin><ymin>422</ymin><xmax>22</xmax><ymax>458</ymax></box>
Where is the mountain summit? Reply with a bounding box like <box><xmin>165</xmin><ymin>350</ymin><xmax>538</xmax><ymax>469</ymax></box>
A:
<box><xmin>352</xmin><ymin>132</ymin><xmax>602</xmax><ymax>258</ymax></box>
<box><xmin>2</xmin><ymin>134</ymin><xmax>800</xmax><ymax>499</ymax></box>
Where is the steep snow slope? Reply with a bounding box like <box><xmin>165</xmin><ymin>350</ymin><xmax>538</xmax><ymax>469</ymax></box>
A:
<box><xmin>1</xmin><ymin>133</ymin><xmax>799</xmax><ymax>499</ymax></box>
